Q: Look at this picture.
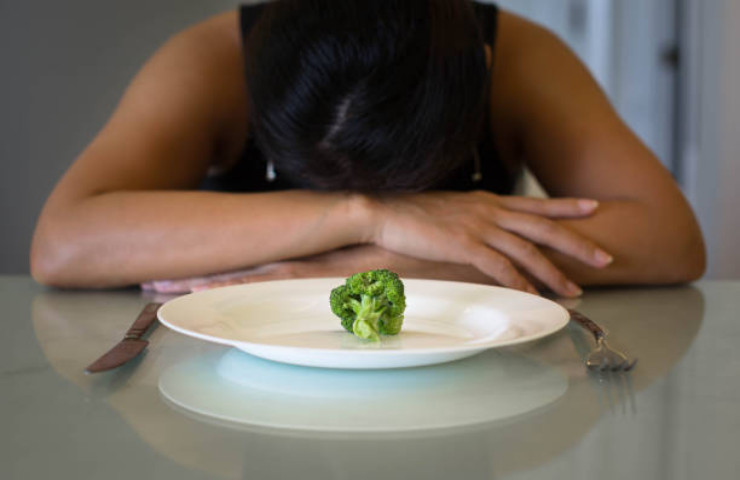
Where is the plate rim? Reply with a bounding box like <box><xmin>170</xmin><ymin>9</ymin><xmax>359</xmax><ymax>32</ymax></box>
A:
<box><xmin>157</xmin><ymin>277</ymin><xmax>570</xmax><ymax>356</ymax></box>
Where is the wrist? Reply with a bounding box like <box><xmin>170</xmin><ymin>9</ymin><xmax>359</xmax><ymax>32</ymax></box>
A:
<box><xmin>344</xmin><ymin>192</ymin><xmax>383</xmax><ymax>245</ymax></box>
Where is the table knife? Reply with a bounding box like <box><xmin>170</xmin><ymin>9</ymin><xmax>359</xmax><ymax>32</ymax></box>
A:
<box><xmin>84</xmin><ymin>302</ymin><xmax>162</xmax><ymax>374</ymax></box>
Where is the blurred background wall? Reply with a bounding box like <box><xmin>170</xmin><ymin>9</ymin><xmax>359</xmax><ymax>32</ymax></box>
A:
<box><xmin>1</xmin><ymin>0</ymin><xmax>737</xmax><ymax>278</ymax></box>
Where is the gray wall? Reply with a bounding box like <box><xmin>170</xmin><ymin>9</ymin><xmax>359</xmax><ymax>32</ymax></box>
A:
<box><xmin>1</xmin><ymin>0</ymin><xmax>244</xmax><ymax>274</ymax></box>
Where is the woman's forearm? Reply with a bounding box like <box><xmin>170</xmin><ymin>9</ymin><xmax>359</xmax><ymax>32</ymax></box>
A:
<box><xmin>361</xmin><ymin>190</ymin><xmax>704</xmax><ymax>295</ymax></box>
<box><xmin>320</xmin><ymin>197</ymin><xmax>705</xmax><ymax>291</ymax></box>
<box><xmin>547</xmin><ymin>199</ymin><xmax>706</xmax><ymax>286</ymax></box>
<box><xmin>363</xmin><ymin>198</ymin><xmax>705</xmax><ymax>289</ymax></box>
<box><xmin>30</xmin><ymin>190</ymin><xmax>371</xmax><ymax>288</ymax></box>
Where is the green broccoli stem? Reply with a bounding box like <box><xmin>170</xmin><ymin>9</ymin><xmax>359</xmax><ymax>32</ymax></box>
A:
<box><xmin>352</xmin><ymin>295</ymin><xmax>387</xmax><ymax>342</ymax></box>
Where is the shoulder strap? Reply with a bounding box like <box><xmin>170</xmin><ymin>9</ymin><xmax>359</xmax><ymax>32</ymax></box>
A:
<box><xmin>239</xmin><ymin>3</ymin><xmax>267</xmax><ymax>41</ymax></box>
<box><xmin>471</xmin><ymin>1</ymin><xmax>500</xmax><ymax>46</ymax></box>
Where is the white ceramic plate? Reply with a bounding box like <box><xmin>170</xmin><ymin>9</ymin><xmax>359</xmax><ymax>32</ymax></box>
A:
<box><xmin>158</xmin><ymin>278</ymin><xmax>569</xmax><ymax>369</ymax></box>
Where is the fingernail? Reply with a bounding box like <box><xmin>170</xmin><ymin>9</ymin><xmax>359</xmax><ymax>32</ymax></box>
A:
<box><xmin>578</xmin><ymin>199</ymin><xmax>599</xmax><ymax>211</ymax></box>
<box><xmin>567</xmin><ymin>282</ymin><xmax>583</xmax><ymax>297</ymax></box>
<box><xmin>594</xmin><ymin>250</ymin><xmax>613</xmax><ymax>266</ymax></box>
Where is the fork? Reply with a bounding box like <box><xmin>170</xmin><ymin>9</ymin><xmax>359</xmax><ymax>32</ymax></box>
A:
<box><xmin>568</xmin><ymin>309</ymin><xmax>638</xmax><ymax>372</ymax></box>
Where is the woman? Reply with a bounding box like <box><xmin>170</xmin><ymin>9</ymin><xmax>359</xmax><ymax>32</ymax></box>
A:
<box><xmin>30</xmin><ymin>0</ymin><xmax>705</xmax><ymax>296</ymax></box>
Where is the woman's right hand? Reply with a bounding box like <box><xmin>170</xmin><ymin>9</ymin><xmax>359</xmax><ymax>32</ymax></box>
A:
<box><xmin>368</xmin><ymin>190</ymin><xmax>613</xmax><ymax>297</ymax></box>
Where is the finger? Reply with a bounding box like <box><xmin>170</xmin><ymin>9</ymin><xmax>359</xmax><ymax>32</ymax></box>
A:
<box><xmin>190</xmin><ymin>269</ymin><xmax>296</xmax><ymax>292</ymax></box>
<box><xmin>151</xmin><ymin>280</ymin><xmax>193</xmax><ymax>294</ymax></box>
<box><xmin>191</xmin><ymin>279</ymin><xmax>243</xmax><ymax>292</ymax></box>
<box><xmin>464</xmin><ymin>244</ymin><xmax>539</xmax><ymax>295</ymax></box>
<box><xmin>497</xmin><ymin>196</ymin><xmax>599</xmax><ymax>219</ymax></box>
<box><xmin>496</xmin><ymin>211</ymin><xmax>613</xmax><ymax>268</ymax></box>
<box><xmin>484</xmin><ymin>229</ymin><xmax>583</xmax><ymax>298</ymax></box>
<box><xmin>209</xmin><ymin>268</ymin><xmax>266</xmax><ymax>282</ymax></box>
<box><xmin>184</xmin><ymin>267</ymin><xmax>280</xmax><ymax>292</ymax></box>
<box><xmin>192</xmin><ymin>275</ymin><xmax>285</xmax><ymax>291</ymax></box>
<box><xmin>190</xmin><ymin>276</ymin><xmax>266</xmax><ymax>292</ymax></box>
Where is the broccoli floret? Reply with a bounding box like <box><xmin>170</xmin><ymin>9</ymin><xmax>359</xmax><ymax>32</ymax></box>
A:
<box><xmin>329</xmin><ymin>269</ymin><xmax>406</xmax><ymax>341</ymax></box>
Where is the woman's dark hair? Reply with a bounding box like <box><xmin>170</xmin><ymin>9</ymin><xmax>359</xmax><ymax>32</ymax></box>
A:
<box><xmin>244</xmin><ymin>0</ymin><xmax>490</xmax><ymax>191</ymax></box>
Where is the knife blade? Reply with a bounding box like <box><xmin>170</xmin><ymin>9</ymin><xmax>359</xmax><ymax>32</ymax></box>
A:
<box><xmin>85</xmin><ymin>302</ymin><xmax>162</xmax><ymax>374</ymax></box>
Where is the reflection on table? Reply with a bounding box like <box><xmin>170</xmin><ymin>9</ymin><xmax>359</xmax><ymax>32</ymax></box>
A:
<box><xmin>18</xmin><ymin>281</ymin><xmax>714</xmax><ymax>479</ymax></box>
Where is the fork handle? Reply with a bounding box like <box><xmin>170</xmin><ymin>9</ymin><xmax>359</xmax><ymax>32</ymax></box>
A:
<box><xmin>568</xmin><ymin>309</ymin><xmax>605</xmax><ymax>342</ymax></box>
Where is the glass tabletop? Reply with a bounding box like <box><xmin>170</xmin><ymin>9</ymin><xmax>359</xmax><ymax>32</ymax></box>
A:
<box><xmin>1</xmin><ymin>276</ymin><xmax>737</xmax><ymax>479</ymax></box>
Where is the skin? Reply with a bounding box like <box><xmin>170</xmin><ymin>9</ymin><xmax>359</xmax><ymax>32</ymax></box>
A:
<box><xmin>31</xmin><ymin>9</ymin><xmax>706</xmax><ymax>296</ymax></box>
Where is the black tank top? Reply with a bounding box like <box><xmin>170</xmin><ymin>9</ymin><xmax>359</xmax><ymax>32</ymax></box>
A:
<box><xmin>201</xmin><ymin>1</ymin><xmax>515</xmax><ymax>194</ymax></box>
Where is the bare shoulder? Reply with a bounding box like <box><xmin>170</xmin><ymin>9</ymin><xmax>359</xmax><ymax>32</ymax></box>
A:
<box><xmin>495</xmin><ymin>9</ymin><xmax>565</xmax><ymax>53</ymax></box>
<box><xmin>116</xmin><ymin>9</ymin><xmax>249</xmax><ymax>169</ymax></box>
<box><xmin>46</xmin><ymin>9</ymin><xmax>250</xmax><ymax>202</ymax></box>
<box><xmin>181</xmin><ymin>10</ymin><xmax>248</xmax><ymax>163</ymax></box>
<box><xmin>168</xmin><ymin>10</ymin><xmax>244</xmax><ymax>77</ymax></box>
<box><xmin>494</xmin><ymin>10</ymin><xmax>606</xmax><ymax>107</ymax></box>
<box><xmin>490</xmin><ymin>9</ymin><xmax>685</xmax><ymax>205</ymax></box>
<box><xmin>486</xmin><ymin>10</ymin><xmax>574</xmax><ymax>171</ymax></box>
<box><xmin>489</xmin><ymin>10</ymin><xmax>597</xmax><ymax>130</ymax></box>
<box><xmin>163</xmin><ymin>10</ymin><xmax>249</xmax><ymax>158</ymax></box>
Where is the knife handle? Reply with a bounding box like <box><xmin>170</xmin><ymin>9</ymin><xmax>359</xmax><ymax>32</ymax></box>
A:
<box><xmin>125</xmin><ymin>302</ymin><xmax>161</xmax><ymax>340</ymax></box>
<box><xmin>568</xmin><ymin>309</ymin><xmax>605</xmax><ymax>342</ymax></box>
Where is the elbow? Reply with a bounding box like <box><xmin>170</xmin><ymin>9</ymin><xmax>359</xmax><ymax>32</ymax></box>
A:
<box><xmin>30</xmin><ymin>198</ymin><xmax>111</xmax><ymax>288</ymax></box>
<box><xmin>30</xmin><ymin>231</ymin><xmax>70</xmax><ymax>288</ymax></box>
<box><xmin>30</xmin><ymin>250</ymin><xmax>58</xmax><ymax>288</ymax></box>
<box><xmin>669</xmin><ymin>249</ymin><xmax>706</xmax><ymax>285</ymax></box>
<box><xmin>680</xmin><ymin>235</ymin><xmax>707</xmax><ymax>283</ymax></box>
<box><xmin>661</xmin><ymin>224</ymin><xmax>707</xmax><ymax>284</ymax></box>
<box><xmin>30</xmin><ymin>220</ymin><xmax>87</xmax><ymax>288</ymax></box>
<box><xmin>31</xmin><ymin>220</ymin><xmax>136</xmax><ymax>290</ymax></box>
<box><xmin>680</xmin><ymin>216</ymin><xmax>707</xmax><ymax>282</ymax></box>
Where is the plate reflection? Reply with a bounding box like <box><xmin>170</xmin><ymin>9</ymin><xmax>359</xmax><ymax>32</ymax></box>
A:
<box><xmin>158</xmin><ymin>348</ymin><xmax>568</xmax><ymax>434</ymax></box>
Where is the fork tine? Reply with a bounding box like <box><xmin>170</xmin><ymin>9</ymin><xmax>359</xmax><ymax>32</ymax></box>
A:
<box><xmin>571</xmin><ymin>310</ymin><xmax>636</xmax><ymax>373</ymax></box>
<box><xmin>611</xmin><ymin>359</ymin><xmax>627</xmax><ymax>372</ymax></box>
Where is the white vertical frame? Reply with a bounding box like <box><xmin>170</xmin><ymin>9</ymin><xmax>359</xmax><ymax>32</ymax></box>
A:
<box><xmin>584</xmin><ymin>0</ymin><xmax>614</xmax><ymax>92</ymax></box>
<box><xmin>680</xmin><ymin>0</ymin><xmax>740</xmax><ymax>279</ymax></box>
<box><xmin>608</xmin><ymin>0</ymin><xmax>677</xmax><ymax>169</ymax></box>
